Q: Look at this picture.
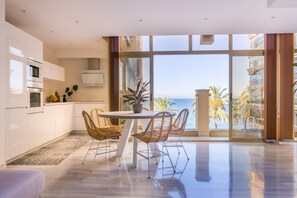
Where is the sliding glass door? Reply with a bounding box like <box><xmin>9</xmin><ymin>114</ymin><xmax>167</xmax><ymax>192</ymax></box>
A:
<box><xmin>230</xmin><ymin>56</ymin><xmax>264</xmax><ymax>140</ymax></box>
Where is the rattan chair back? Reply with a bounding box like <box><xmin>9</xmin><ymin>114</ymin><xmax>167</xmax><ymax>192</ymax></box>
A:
<box><xmin>90</xmin><ymin>108</ymin><xmax>112</xmax><ymax>128</ymax></box>
<box><xmin>82</xmin><ymin>110</ymin><xmax>108</xmax><ymax>141</ymax></box>
<box><xmin>142</xmin><ymin>111</ymin><xmax>173</xmax><ymax>143</ymax></box>
<box><xmin>171</xmin><ymin>109</ymin><xmax>189</xmax><ymax>135</ymax></box>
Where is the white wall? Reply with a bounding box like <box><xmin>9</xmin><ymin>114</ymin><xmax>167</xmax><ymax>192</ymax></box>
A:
<box><xmin>43</xmin><ymin>37</ymin><xmax>109</xmax><ymax>104</ymax></box>
<box><xmin>0</xmin><ymin>0</ymin><xmax>5</xmax><ymax>165</ymax></box>
<box><xmin>43</xmin><ymin>44</ymin><xmax>60</xmax><ymax>65</ymax></box>
<box><xmin>59</xmin><ymin>58</ymin><xmax>109</xmax><ymax>103</ymax></box>
<box><xmin>43</xmin><ymin>58</ymin><xmax>109</xmax><ymax>103</ymax></box>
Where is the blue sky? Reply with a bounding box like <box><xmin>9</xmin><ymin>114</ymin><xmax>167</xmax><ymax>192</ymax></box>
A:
<box><xmin>154</xmin><ymin>54</ymin><xmax>229</xmax><ymax>98</ymax></box>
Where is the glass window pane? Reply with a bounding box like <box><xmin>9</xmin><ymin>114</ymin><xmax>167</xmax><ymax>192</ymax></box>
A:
<box><xmin>153</xmin><ymin>35</ymin><xmax>189</xmax><ymax>51</ymax></box>
<box><xmin>119</xmin><ymin>58</ymin><xmax>150</xmax><ymax>111</ymax></box>
<box><xmin>233</xmin><ymin>34</ymin><xmax>264</xmax><ymax>50</ymax></box>
<box><xmin>232</xmin><ymin>56</ymin><xmax>264</xmax><ymax>139</ymax></box>
<box><xmin>154</xmin><ymin>54</ymin><xmax>229</xmax><ymax>130</ymax></box>
<box><xmin>120</xmin><ymin>36</ymin><xmax>149</xmax><ymax>52</ymax></box>
<box><xmin>192</xmin><ymin>34</ymin><xmax>229</xmax><ymax>50</ymax></box>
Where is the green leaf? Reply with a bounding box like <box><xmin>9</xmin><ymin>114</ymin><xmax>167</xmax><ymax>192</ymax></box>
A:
<box><xmin>73</xmin><ymin>85</ymin><xmax>78</xmax><ymax>91</ymax></box>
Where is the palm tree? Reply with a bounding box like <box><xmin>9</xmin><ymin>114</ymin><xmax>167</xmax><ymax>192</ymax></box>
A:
<box><xmin>209</xmin><ymin>86</ymin><xmax>229</xmax><ymax>129</ymax></box>
<box><xmin>154</xmin><ymin>97</ymin><xmax>177</xmax><ymax>111</ymax></box>
<box><xmin>233</xmin><ymin>88</ymin><xmax>250</xmax><ymax>130</ymax></box>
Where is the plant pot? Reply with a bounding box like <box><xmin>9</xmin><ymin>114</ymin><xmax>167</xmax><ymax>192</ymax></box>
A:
<box><xmin>132</xmin><ymin>104</ymin><xmax>143</xmax><ymax>113</ymax></box>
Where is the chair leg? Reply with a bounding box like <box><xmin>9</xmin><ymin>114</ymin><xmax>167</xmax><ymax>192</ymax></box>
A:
<box><xmin>154</xmin><ymin>143</ymin><xmax>158</xmax><ymax>165</ymax></box>
<box><xmin>147</xmin><ymin>144</ymin><xmax>151</xmax><ymax>179</ymax></box>
<box><xmin>162</xmin><ymin>143</ymin><xmax>164</xmax><ymax>162</ymax></box>
<box><xmin>105</xmin><ymin>140</ymin><xmax>108</xmax><ymax>159</ymax></box>
<box><xmin>82</xmin><ymin>139</ymin><xmax>94</xmax><ymax>165</ymax></box>
<box><xmin>94</xmin><ymin>140</ymin><xmax>100</xmax><ymax>162</ymax></box>
<box><xmin>163</xmin><ymin>142</ymin><xmax>176</xmax><ymax>173</ymax></box>
<box><xmin>178</xmin><ymin>136</ymin><xmax>189</xmax><ymax>160</ymax></box>
<box><xmin>175</xmin><ymin>136</ymin><xmax>181</xmax><ymax>155</ymax></box>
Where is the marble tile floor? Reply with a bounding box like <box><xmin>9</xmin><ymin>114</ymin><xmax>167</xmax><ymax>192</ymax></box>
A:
<box><xmin>3</xmin><ymin>141</ymin><xmax>297</xmax><ymax>198</ymax></box>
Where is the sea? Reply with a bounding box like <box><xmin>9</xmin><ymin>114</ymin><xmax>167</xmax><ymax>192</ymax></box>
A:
<box><xmin>170</xmin><ymin>98</ymin><xmax>229</xmax><ymax>130</ymax></box>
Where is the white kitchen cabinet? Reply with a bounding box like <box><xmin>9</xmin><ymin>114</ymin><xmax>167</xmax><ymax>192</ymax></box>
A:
<box><xmin>43</xmin><ymin>103</ymin><xmax>73</xmax><ymax>138</ymax></box>
<box><xmin>6</xmin><ymin>22</ymin><xmax>43</xmax><ymax>63</ymax></box>
<box><xmin>26</xmin><ymin>35</ymin><xmax>43</xmax><ymax>63</ymax></box>
<box><xmin>5</xmin><ymin>53</ymin><xmax>28</xmax><ymax>108</ymax></box>
<box><xmin>55</xmin><ymin>105</ymin><xmax>66</xmax><ymax>137</ymax></box>
<box><xmin>5</xmin><ymin>108</ymin><xmax>28</xmax><ymax>160</ymax></box>
<box><xmin>5</xmin><ymin>25</ymin><xmax>28</xmax><ymax>109</ymax></box>
<box><xmin>73</xmin><ymin>102</ymin><xmax>106</xmax><ymax>130</ymax></box>
<box><xmin>27</xmin><ymin>112</ymin><xmax>45</xmax><ymax>150</ymax></box>
<box><xmin>43</xmin><ymin>61</ymin><xmax>65</xmax><ymax>81</ymax></box>
<box><xmin>64</xmin><ymin>104</ymin><xmax>73</xmax><ymax>133</ymax></box>
<box><xmin>43</xmin><ymin>106</ymin><xmax>56</xmax><ymax>140</ymax></box>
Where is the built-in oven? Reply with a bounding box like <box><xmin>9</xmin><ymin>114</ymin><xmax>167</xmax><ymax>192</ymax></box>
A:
<box><xmin>27</xmin><ymin>81</ymin><xmax>43</xmax><ymax>114</ymax></box>
<box><xmin>27</xmin><ymin>58</ymin><xmax>42</xmax><ymax>83</ymax></box>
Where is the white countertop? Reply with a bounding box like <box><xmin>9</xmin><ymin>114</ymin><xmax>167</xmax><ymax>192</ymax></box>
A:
<box><xmin>44</xmin><ymin>101</ymin><xmax>106</xmax><ymax>106</ymax></box>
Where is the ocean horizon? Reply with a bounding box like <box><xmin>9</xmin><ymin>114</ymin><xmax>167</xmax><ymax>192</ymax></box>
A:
<box><xmin>169</xmin><ymin>98</ymin><xmax>229</xmax><ymax>130</ymax></box>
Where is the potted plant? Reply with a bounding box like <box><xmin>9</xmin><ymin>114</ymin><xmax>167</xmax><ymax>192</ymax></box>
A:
<box><xmin>63</xmin><ymin>85</ymin><xmax>79</xmax><ymax>102</ymax></box>
<box><xmin>123</xmin><ymin>79</ymin><xmax>150</xmax><ymax>113</ymax></box>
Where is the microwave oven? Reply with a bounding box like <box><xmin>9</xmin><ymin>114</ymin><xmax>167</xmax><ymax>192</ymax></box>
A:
<box><xmin>27</xmin><ymin>58</ymin><xmax>42</xmax><ymax>83</ymax></box>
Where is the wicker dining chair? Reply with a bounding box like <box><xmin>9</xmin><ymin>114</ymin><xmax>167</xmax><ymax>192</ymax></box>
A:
<box><xmin>90</xmin><ymin>108</ymin><xmax>123</xmax><ymax>132</ymax></box>
<box><xmin>165</xmin><ymin>109</ymin><xmax>190</xmax><ymax>160</ymax></box>
<box><xmin>132</xmin><ymin>111</ymin><xmax>175</xmax><ymax>179</ymax></box>
<box><xmin>82</xmin><ymin>110</ymin><xmax>121</xmax><ymax>167</ymax></box>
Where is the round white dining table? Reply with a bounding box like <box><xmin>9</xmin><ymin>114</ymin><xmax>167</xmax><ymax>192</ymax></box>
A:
<box><xmin>98</xmin><ymin>110</ymin><xmax>175</xmax><ymax>168</ymax></box>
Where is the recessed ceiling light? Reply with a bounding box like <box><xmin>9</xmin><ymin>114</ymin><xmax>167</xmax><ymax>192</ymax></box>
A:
<box><xmin>139</xmin><ymin>19</ymin><xmax>143</xmax><ymax>22</ymax></box>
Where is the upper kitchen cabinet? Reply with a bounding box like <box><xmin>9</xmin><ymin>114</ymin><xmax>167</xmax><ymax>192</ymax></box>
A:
<box><xmin>5</xmin><ymin>22</ymin><xmax>43</xmax><ymax>108</ymax></box>
<box><xmin>5</xmin><ymin>52</ymin><xmax>27</xmax><ymax>108</ymax></box>
<box><xmin>25</xmin><ymin>34</ymin><xmax>43</xmax><ymax>63</ymax></box>
<box><xmin>5</xmin><ymin>23</ymin><xmax>27</xmax><ymax>108</ymax></box>
<box><xmin>6</xmin><ymin>22</ymin><xmax>43</xmax><ymax>63</ymax></box>
<box><xmin>43</xmin><ymin>61</ymin><xmax>65</xmax><ymax>81</ymax></box>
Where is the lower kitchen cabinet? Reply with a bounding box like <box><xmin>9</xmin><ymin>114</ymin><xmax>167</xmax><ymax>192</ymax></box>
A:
<box><xmin>43</xmin><ymin>103</ymin><xmax>74</xmax><ymax>138</ymax></box>
<box><xmin>5</xmin><ymin>108</ymin><xmax>28</xmax><ymax>161</ymax></box>
<box><xmin>73</xmin><ymin>102</ymin><xmax>106</xmax><ymax>130</ymax></box>
<box><xmin>5</xmin><ymin>102</ymin><xmax>105</xmax><ymax>161</ymax></box>
<box><xmin>27</xmin><ymin>112</ymin><xmax>45</xmax><ymax>150</ymax></box>
<box><xmin>43</xmin><ymin>105</ymin><xmax>56</xmax><ymax>139</ymax></box>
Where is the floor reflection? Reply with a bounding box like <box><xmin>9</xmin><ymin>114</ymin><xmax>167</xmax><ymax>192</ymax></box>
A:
<box><xmin>154</xmin><ymin>154</ymin><xmax>189</xmax><ymax>198</ymax></box>
<box><xmin>195</xmin><ymin>143</ymin><xmax>211</xmax><ymax>182</ymax></box>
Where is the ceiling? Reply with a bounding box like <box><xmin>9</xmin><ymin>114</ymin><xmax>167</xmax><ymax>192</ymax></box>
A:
<box><xmin>5</xmin><ymin>0</ymin><xmax>297</xmax><ymax>51</ymax></box>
